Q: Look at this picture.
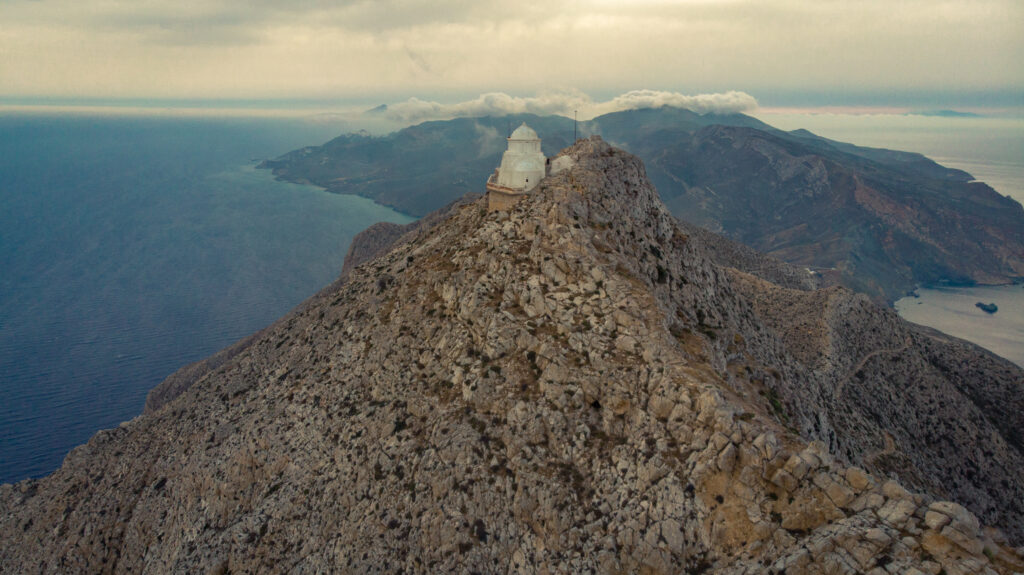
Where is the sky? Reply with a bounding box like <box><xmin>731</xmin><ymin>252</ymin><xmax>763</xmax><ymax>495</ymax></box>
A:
<box><xmin>1</xmin><ymin>0</ymin><xmax>1021</xmax><ymax>117</ymax></box>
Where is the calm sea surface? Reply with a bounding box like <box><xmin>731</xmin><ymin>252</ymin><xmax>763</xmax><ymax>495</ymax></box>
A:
<box><xmin>758</xmin><ymin>112</ymin><xmax>1024</xmax><ymax>368</ymax></box>
<box><xmin>894</xmin><ymin>285</ymin><xmax>1024</xmax><ymax>367</ymax></box>
<box><xmin>0</xmin><ymin>115</ymin><xmax>411</xmax><ymax>483</ymax></box>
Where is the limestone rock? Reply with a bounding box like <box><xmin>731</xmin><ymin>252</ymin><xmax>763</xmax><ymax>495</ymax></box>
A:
<box><xmin>845</xmin><ymin>467</ymin><xmax>871</xmax><ymax>492</ymax></box>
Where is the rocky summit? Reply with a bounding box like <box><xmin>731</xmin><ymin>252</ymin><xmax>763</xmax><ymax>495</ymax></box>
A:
<box><xmin>3</xmin><ymin>138</ymin><xmax>1023</xmax><ymax>574</ymax></box>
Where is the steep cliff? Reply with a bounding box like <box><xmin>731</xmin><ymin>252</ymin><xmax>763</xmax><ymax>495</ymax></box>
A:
<box><xmin>3</xmin><ymin>138</ymin><xmax>1022</xmax><ymax>574</ymax></box>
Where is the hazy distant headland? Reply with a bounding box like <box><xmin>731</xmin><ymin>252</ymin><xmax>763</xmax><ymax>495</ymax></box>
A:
<box><xmin>911</xmin><ymin>109</ymin><xmax>983</xmax><ymax>118</ymax></box>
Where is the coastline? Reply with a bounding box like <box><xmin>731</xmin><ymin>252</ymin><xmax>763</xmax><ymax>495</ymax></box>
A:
<box><xmin>256</xmin><ymin>162</ymin><xmax>421</xmax><ymax>220</ymax></box>
<box><xmin>0</xmin><ymin>116</ymin><xmax>413</xmax><ymax>484</ymax></box>
<box><xmin>895</xmin><ymin>283</ymin><xmax>1024</xmax><ymax>368</ymax></box>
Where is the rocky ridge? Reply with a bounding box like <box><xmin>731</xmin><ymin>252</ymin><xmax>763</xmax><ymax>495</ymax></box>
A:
<box><xmin>2</xmin><ymin>138</ymin><xmax>1022</xmax><ymax>574</ymax></box>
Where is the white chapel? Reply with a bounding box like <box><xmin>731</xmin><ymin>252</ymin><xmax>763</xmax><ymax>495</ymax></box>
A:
<box><xmin>486</xmin><ymin>123</ymin><xmax>548</xmax><ymax>211</ymax></box>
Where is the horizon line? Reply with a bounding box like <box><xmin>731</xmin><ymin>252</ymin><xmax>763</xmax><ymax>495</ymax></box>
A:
<box><xmin>5</xmin><ymin>102</ymin><xmax>1024</xmax><ymax>118</ymax></box>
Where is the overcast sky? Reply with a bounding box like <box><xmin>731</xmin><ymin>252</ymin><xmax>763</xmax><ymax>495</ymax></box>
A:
<box><xmin>1</xmin><ymin>0</ymin><xmax>1021</xmax><ymax>112</ymax></box>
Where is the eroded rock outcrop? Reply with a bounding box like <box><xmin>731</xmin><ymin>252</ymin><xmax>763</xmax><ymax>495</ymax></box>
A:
<box><xmin>3</xmin><ymin>138</ymin><xmax>1022</xmax><ymax>574</ymax></box>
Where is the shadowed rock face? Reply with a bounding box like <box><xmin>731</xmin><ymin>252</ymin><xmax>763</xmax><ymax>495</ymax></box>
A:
<box><xmin>3</xmin><ymin>139</ymin><xmax>1022</xmax><ymax>574</ymax></box>
<box><xmin>262</xmin><ymin>107</ymin><xmax>1024</xmax><ymax>302</ymax></box>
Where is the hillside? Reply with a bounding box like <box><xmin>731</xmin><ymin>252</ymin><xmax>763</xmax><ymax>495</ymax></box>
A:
<box><xmin>623</xmin><ymin>120</ymin><xmax>1024</xmax><ymax>300</ymax></box>
<box><xmin>260</xmin><ymin>107</ymin><xmax>1024</xmax><ymax>301</ymax></box>
<box><xmin>2</xmin><ymin>138</ymin><xmax>1022</xmax><ymax>573</ymax></box>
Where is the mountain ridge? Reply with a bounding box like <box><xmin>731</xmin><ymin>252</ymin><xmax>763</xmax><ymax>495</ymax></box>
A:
<box><xmin>3</xmin><ymin>137</ymin><xmax>1022</xmax><ymax>573</ymax></box>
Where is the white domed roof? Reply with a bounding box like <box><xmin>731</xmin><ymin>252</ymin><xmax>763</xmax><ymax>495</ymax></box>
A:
<box><xmin>509</xmin><ymin>123</ymin><xmax>539</xmax><ymax>141</ymax></box>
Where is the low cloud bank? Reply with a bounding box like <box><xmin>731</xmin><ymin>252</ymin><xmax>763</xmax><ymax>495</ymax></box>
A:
<box><xmin>383</xmin><ymin>90</ymin><xmax>758</xmax><ymax>123</ymax></box>
<box><xmin>596</xmin><ymin>90</ymin><xmax>758</xmax><ymax>117</ymax></box>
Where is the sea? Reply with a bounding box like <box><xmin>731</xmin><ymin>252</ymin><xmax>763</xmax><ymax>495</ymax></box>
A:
<box><xmin>1</xmin><ymin>109</ymin><xmax>1022</xmax><ymax>485</ymax></box>
<box><xmin>0</xmin><ymin>114</ymin><xmax>412</xmax><ymax>484</ymax></box>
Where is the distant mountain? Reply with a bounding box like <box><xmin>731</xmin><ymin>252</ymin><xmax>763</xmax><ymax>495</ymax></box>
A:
<box><xmin>260</xmin><ymin>114</ymin><xmax>575</xmax><ymax>217</ymax></box>
<box><xmin>912</xmin><ymin>109</ymin><xmax>983</xmax><ymax>118</ymax></box>
<box><xmin>260</xmin><ymin>107</ymin><xmax>1024</xmax><ymax>301</ymax></box>
<box><xmin>619</xmin><ymin>118</ymin><xmax>1024</xmax><ymax>300</ymax></box>
<box><xmin>5</xmin><ymin>140</ymin><xmax>1022</xmax><ymax>572</ymax></box>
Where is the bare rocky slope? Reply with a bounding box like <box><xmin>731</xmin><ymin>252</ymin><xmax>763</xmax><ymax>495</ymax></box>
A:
<box><xmin>3</xmin><ymin>138</ymin><xmax>1023</xmax><ymax>574</ymax></box>
<box><xmin>144</xmin><ymin>194</ymin><xmax>482</xmax><ymax>415</ymax></box>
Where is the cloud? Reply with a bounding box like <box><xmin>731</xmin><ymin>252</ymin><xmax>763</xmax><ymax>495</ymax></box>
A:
<box><xmin>384</xmin><ymin>92</ymin><xmax>587</xmax><ymax>123</ymax></box>
<box><xmin>383</xmin><ymin>90</ymin><xmax>759</xmax><ymax>123</ymax></box>
<box><xmin>472</xmin><ymin>122</ymin><xmax>504</xmax><ymax>158</ymax></box>
<box><xmin>594</xmin><ymin>90</ymin><xmax>759</xmax><ymax>116</ymax></box>
<box><xmin>0</xmin><ymin>0</ymin><xmax>1019</xmax><ymax>104</ymax></box>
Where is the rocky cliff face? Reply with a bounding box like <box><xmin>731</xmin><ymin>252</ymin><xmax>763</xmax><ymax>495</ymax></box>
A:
<box><xmin>3</xmin><ymin>139</ymin><xmax>1023</xmax><ymax>574</ymax></box>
